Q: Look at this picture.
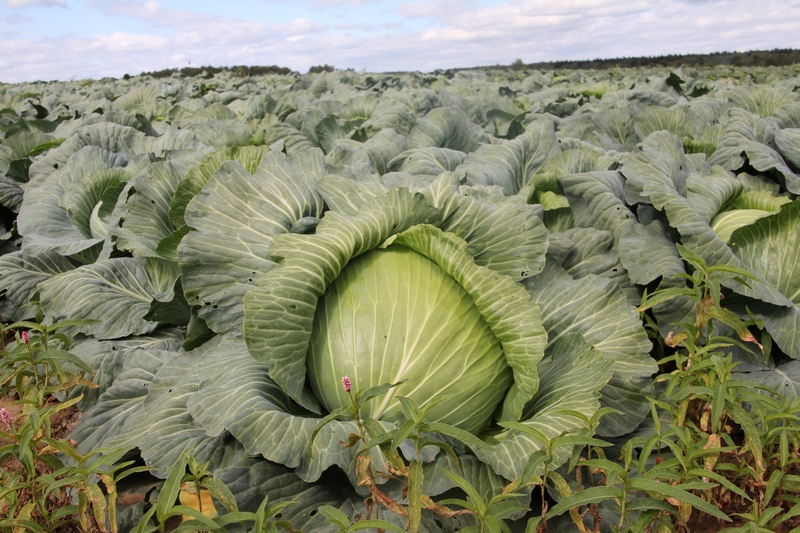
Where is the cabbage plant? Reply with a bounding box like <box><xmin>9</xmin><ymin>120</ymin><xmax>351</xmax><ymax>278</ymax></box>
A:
<box><xmin>58</xmin><ymin>145</ymin><xmax>626</xmax><ymax>529</ymax></box>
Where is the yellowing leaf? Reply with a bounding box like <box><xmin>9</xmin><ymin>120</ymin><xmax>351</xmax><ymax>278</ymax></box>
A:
<box><xmin>179</xmin><ymin>484</ymin><xmax>218</xmax><ymax>521</ymax></box>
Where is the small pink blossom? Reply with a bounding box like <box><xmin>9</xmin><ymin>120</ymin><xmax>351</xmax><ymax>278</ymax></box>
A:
<box><xmin>20</xmin><ymin>331</ymin><xmax>29</xmax><ymax>344</ymax></box>
<box><xmin>341</xmin><ymin>375</ymin><xmax>352</xmax><ymax>393</ymax></box>
<box><xmin>0</xmin><ymin>408</ymin><xmax>13</xmax><ymax>430</ymax></box>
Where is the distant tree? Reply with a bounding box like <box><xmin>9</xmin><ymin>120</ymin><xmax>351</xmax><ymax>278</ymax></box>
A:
<box><xmin>138</xmin><ymin>64</ymin><xmax>294</xmax><ymax>79</ymax></box>
<box><xmin>510</xmin><ymin>58</ymin><xmax>526</xmax><ymax>71</ymax></box>
<box><xmin>308</xmin><ymin>64</ymin><xmax>335</xmax><ymax>74</ymax></box>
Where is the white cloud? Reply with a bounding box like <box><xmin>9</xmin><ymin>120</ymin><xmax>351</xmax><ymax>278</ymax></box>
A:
<box><xmin>5</xmin><ymin>0</ymin><xmax>66</xmax><ymax>7</ymax></box>
<box><xmin>1</xmin><ymin>0</ymin><xmax>799</xmax><ymax>82</ymax></box>
<box><xmin>308</xmin><ymin>0</ymin><xmax>378</xmax><ymax>5</ymax></box>
<box><xmin>335</xmin><ymin>21</ymin><xmax>375</xmax><ymax>31</ymax></box>
<box><xmin>397</xmin><ymin>1</ymin><xmax>473</xmax><ymax>19</ymax></box>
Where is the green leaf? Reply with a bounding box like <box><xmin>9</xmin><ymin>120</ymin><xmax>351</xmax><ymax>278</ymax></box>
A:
<box><xmin>36</xmin><ymin>349</ymin><xmax>93</xmax><ymax>375</ymax></box>
<box><xmin>421</xmin><ymin>422</ymin><xmax>492</xmax><ymax>451</ymax></box>
<box><xmin>0</xmin><ymin>251</ymin><xmax>77</xmax><ymax>320</ymax></box>
<box><xmin>310</xmin><ymin>405</ymin><xmax>354</xmax><ymax>453</ymax></box>
<box><xmin>163</xmin><ymin>505</ymin><xmax>221</xmax><ymax>529</ymax></box>
<box><xmin>355</xmin><ymin>380</ymin><xmax>406</xmax><ymax>408</ymax></box>
<box><xmin>317</xmin><ymin>505</ymin><xmax>351</xmax><ymax>530</ymax></box>
<box><xmin>214</xmin><ymin>456</ymin><xmax>359</xmax><ymax>532</ymax></box>
<box><xmin>18</xmin><ymin>146</ymin><xmax>123</xmax><ymax>256</ymax></box>
<box><xmin>113</xmin><ymin>161</ymin><xmax>185</xmax><ymax>259</ymax></box>
<box><xmin>156</xmin><ymin>453</ymin><xmax>188</xmax><ymax>519</ymax></box>
<box><xmin>397</xmin><ymin>395</ymin><xmax>423</xmax><ymax>424</ymax></box>
<box><xmin>421</xmin><ymin>172</ymin><xmax>548</xmax><ymax>281</ymax></box>
<box><xmin>443</xmin><ymin>468</ymin><xmax>487</xmax><ymax>516</ymax></box>
<box><xmin>730</xmin><ymin>200</ymin><xmax>800</xmax><ymax>356</ymax></box>
<box><xmin>544</xmin><ymin>486</ymin><xmax>624</xmax><ymax>520</ymax></box>
<box><xmin>187</xmin><ymin>337</ymin><xmax>365</xmax><ymax>482</ymax></box>
<box><xmin>626</xmin><ymin>478</ymin><xmax>731</xmax><ymax>521</ymax></box>
<box><xmin>389</xmin><ymin>419</ymin><xmax>417</xmax><ymax>451</ymax></box>
<box><xmin>101</xmin><ymin>343</ymin><xmax>246</xmax><ymax>477</ymax></box>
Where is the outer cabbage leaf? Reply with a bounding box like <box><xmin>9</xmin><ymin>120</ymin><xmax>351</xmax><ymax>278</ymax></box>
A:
<box><xmin>388</xmin><ymin>147</ymin><xmax>467</xmax><ymax>179</ymax></box>
<box><xmin>132</xmin><ymin>126</ymin><xmax>208</xmax><ymax>158</ymax></box>
<box><xmin>326</xmin><ymin>129</ymin><xmax>407</xmax><ymax>175</ymax></box>
<box><xmin>729</xmin><ymin>200</ymin><xmax>800</xmax><ymax>357</ymax></box>
<box><xmin>457</xmin><ymin>117</ymin><xmax>560</xmax><ymax>195</ymax></box>
<box><xmin>619</xmin><ymin>220</ymin><xmax>685</xmax><ymax>286</ymax></box>
<box><xmin>214</xmin><ymin>456</ymin><xmax>366</xmax><ymax>532</ymax></box>
<box><xmin>407</xmin><ymin>106</ymin><xmax>481</xmax><ymax>153</ymax></box>
<box><xmin>260</xmin><ymin>123</ymin><xmax>318</xmax><ymax>155</ymax></box>
<box><xmin>524</xmin><ymin>259</ymin><xmax>655</xmax><ymax>436</ymax></box>
<box><xmin>474</xmin><ymin>334</ymin><xmax>612</xmax><ymax>481</ymax></box>
<box><xmin>422</xmin><ymin>173</ymin><xmax>548</xmax><ymax>281</ymax></box>
<box><xmin>38</xmin><ymin>257</ymin><xmax>176</xmax><ymax>339</ymax></box>
<box><xmin>727</xmin><ymin>85</ymin><xmax>800</xmax><ymax>118</ymax></box>
<box><xmin>314</xmin><ymin>174</ymin><xmax>389</xmax><ymax>215</ymax></box>
<box><xmin>0</xmin><ymin>174</ymin><xmax>24</xmax><ymax>213</ymax></box>
<box><xmin>103</xmin><ymin>345</ymin><xmax>247</xmax><ymax>477</ymax></box>
<box><xmin>62</xmin><ymin>167</ymin><xmax>130</xmax><ymax>238</ymax></box>
<box><xmin>178</xmin><ymin>150</ymin><xmax>326</xmax><ymax>335</ymax></box>
<box><xmin>587</xmin><ymin>105</ymin><xmax>637</xmax><ymax>152</ymax></box>
<box><xmin>559</xmin><ymin>168</ymin><xmax>693</xmax><ymax>336</ymax></box>
<box><xmin>775</xmin><ymin>128</ymin><xmax>800</xmax><ymax>169</ymax></box>
<box><xmin>548</xmin><ymin>227</ymin><xmax>639</xmax><ymax>305</ymax></box>
<box><xmin>734</xmin><ymin>360</ymin><xmax>800</xmax><ymax>400</ymax></box>
<box><xmin>707</xmin><ymin>108</ymin><xmax>800</xmax><ymax>194</ymax></box>
<box><xmin>168</xmin><ymin>145</ymin><xmax>270</xmax><ymax>229</ymax></box>
<box><xmin>66</xmin><ymin>329</ymin><xmax>185</xmax><ymax>409</ymax></box>
<box><xmin>186</xmin><ymin>336</ymin><xmax>365</xmax><ymax>483</ymax></box>
<box><xmin>559</xmin><ymin>171</ymin><xmax>635</xmax><ymax>236</ymax></box>
<box><xmin>27</xmin><ymin>123</ymin><xmax>141</xmax><ymax>188</ymax></box>
<box><xmin>359</xmin><ymin>90</ymin><xmax>422</xmax><ymax>137</ymax></box>
<box><xmin>113</xmin><ymin>161</ymin><xmax>185</xmax><ymax>259</ymax></box>
<box><xmin>317</xmin><ymin>172</ymin><xmax>547</xmax><ymax>280</ymax></box>
<box><xmin>740</xmin><ymin>142</ymin><xmax>800</xmax><ymax>194</ymax></box>
<box><xmin>187</xmin><ymin>119</ymin><xmax>254</xmax><ymax>147</ymax></box>
<box><xmin>72</xmin><ymin>348</ymin><xmax>172</xmax><ymax>456</ymax></box>
<box><xmin>0</xmin><ymin>250</ymin><xmax>77</xmax><ymax>319</ymax></box>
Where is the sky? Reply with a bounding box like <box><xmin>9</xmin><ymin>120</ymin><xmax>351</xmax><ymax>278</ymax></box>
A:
<box><xmin>0</xmin><ymin>0</ymin><xmax>798</xmax><ymax>83</ymax></box>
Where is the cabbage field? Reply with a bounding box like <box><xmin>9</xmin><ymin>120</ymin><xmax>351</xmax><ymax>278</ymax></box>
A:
<box><xmin>1</xmin><ymin>64</ymin><xmax>799</xmax><ymax>532</ymax></box>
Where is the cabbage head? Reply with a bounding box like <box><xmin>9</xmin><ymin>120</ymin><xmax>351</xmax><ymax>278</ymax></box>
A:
<box><xmin>169</xmin><ymin>158</ymin><xmax>615</xmax><ymax>490</ymax></box>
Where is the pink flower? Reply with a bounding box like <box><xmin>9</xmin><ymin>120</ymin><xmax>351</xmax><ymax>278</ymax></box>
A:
<box><xmin>0</xmin><ymin>408</ymin><xmax>13</xmax><ymax>430</ymax></box>
<box><xmin>20</xmin><ymin>331</ymin><xmax>29</xmax><ymax>344</ymax></box>
<box><xmin>341</xmin><ymin>375</ymin><xmax>352</xmax><ymax>393</ymax></box>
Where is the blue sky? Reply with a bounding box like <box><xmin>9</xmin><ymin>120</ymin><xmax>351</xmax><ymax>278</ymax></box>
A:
<box><xmin>1</xmin><ymin>0</ymin><xmax>798</xmax><ymax>83</ymax></box>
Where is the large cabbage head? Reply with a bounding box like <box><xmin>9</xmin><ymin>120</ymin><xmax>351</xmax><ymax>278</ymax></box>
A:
<box><xmin>244</xmin><ymin>184</ymin><xmax>548</xmax><ymax>434</ymax></box>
